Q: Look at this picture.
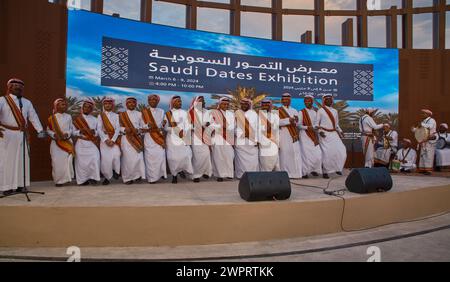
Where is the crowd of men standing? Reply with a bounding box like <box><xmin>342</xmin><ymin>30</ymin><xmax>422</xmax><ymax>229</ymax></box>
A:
<box><xmin>4</xmin><ymin>78</ymin><xmax>448</xmax><ymax>195</ymax></box>
<box><xmin>0</xmin><ymin>78</ymin><xmax>350</xmax><ymax>194</ymax></box>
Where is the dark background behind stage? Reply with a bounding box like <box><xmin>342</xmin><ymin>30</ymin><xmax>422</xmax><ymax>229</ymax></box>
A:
<box><xmin>1</xmin><ymin>0</ymin><xmax>449</xmax><ymax>181</ymax></box>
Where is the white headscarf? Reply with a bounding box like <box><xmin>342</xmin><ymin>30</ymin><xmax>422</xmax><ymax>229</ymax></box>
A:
<box><xmin>190</xmin><ymin>96</ymin><xmax>204</xmax><ymax>111</ymax></box>
<box><xmin>81</xmin><ymin>98</ymin><xmax>95</xmax><ymax>114</ymax></box>
<box><xmin>261</xmin><ymin>99</ymin><xmax>273</xmax><ymax>111</ymax></box>
<box><xmin>102</xmin><ymin>97</ymin><xmax>115</xmax><ymax>111</ymax></box>
<box><xmin>169</xmin><ymin>95</ymin><xmax>181</xmax><ymax>110</ymax></box>
<box><xmin>217</xmin><ymin>97</ymin><xmax>230</xmax><ymax>110</ymax></box>
<box><xmin>148</xmin><ymin>94</ymin><xmax>160</xmax><ymax>108</ymax></box>
<box><xmin>240</xmin><ymin>98</ymin><xmax>253</xmax><ymax>110</ymax></box>
<box><xmin>322</xmin><ymin>94</ymin><xmax>333</xmax><ymax>106</ymax></box>
<box><xmin>52</xmin><ymin>98</ymin><xmax>65</xmax><ymax>114</ymax></box>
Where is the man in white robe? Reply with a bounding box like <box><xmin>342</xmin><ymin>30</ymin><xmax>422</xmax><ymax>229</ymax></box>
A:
<box><xmin>97</xmin><ymin>97</ymin><xmax>121</xmax><ymax>185</ymax></box>
<box><xmin>142</xmin><ymin>94</ymin><xmax>167</xmax><ymax>184</ymax></box>
<box><xmin>188</xmin><ymin>96</ymin><xmax>212</xmax><ymax>183</ymax></box>
<box><xmin>278</xmin><ymin>93</ymin><xmax>302</xmax><ymax>179</ymax></box>
<box><xmin>374</xmin><ymin>124</ymin><xmax>398</xmax><ymax>168</ymax></box>
<box><xmin>317</xmin><ymin>94</ymin><xmax>347</xmax><ymax>178</ymax></box>
<box><xmin>395</xmin><ymin>139</ymin><xmax>417</xmax><ymax>172</ymax></box>
<box><xmin>119</xmin><ymin>97</ymin><xmax>146</xmax><ymax>184</ymax></box>
<box><xmin>359</xmin><ymin>108</ymin><xmax>385</xmax><ymax>168</ymax></box>
<box><xmin>47</xmin><ymin>98</ymin><xmax>74</xmax><ymax>187</ymax></box>
<box><xmin>73</xmin><ymin>98</ymin><xmax>101</xmax><ymax>186</ymax></box>
<box><xmin>164</xmin><ymin>96</ymin><xmax>193</xmax><ymax>184</ymax></box>
<box><xmin>210</xmin><ymin>97</ymin><xmax>235</xmax><ymax>181</ymax></box>
<box><xmin>435</xmin><ymin>123</ymin><xmax>450</xmax><ymax>170</ymax></box>
<box><xmin>411</xmin><ymin>109</ymin><xmax>437</xmax><ymax>175</ymax></box>
<box><xmin>258</xmin><ymin>100</ymin><xmax>280</xmax><ymax>172</ymax></box>
<box><xmin>298</xmin><ymin>95</ymin><xmax>322</xmax><ymax>178</ymax></box>
<box><xmin>234</xmin><ymin>98</ymin><xmax>259</xmax><ymax>179</ymax></box>
<box><xmin>0</xmin><ymin>78</ymin><xmax>45</xmax><ymax>195</ymax></box>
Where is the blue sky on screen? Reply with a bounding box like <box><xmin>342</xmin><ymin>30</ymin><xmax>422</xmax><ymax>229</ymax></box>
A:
<box><xmin>67</xmin><ymin>9</ymin><xmax>399</xmax><ymax>113</ymax></box>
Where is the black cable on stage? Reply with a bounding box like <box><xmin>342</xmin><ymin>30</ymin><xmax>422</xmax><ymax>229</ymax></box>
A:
<box><xmin>290</xmin><ymin>175</ymin><xmax>449</xmax><ymax>233</ymax></box>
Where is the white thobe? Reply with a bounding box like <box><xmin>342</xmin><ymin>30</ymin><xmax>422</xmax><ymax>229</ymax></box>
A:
<box><xmin>258</xmin><ymin>110</ymin><xmax>280</xmax><ymax>172</ymax></box>
<box><xmin>375</xmin><ymin>130</ymin><xmax>398</xmax><ymax>166</ymax></box>
<box><xmin>317</xmin><ymin>106</ymin><xmax>347</xmax><ymax>174</ymax></box>
<box><xmin>396</xmin><ymin>148</ymin><xmax>417</xmax><ymax>171</ymax></box>
<box><xmin>164</xmin><ymin>109</ymin><xmax>193</xmax><ymax>177</ymax></box>
<box><xmin>190</xmin><ymin>108</ymin><xmax>212</xmax><ymax>179</ymax></box>
<box><xmin>47</xmin><ymin>113</ymin><xmax>74</xmax><ymax>185</ymax></box>
<box><xmin>435</xmin><ymin>132</ymin><xmax>450</xmax><ymax>167</ymax></box>
<box><xmin>143</xmin><ymin>107</ymin><xmax>167</xmax><ymax>182</ymax></box>
<box><xmin>120</xmin><ymin>110</ymin><xmax>146</xmax><ymax>182</ymax></box>
<box><xmin>0</xmin><ymin>94</ymin><xmax>43</xmax><ymax>191</ymax></box>
<box><xmin>235</xmin><ymin>109</ymin><xmax>259</xmax><ymax>179</ymax></box>
<box><xmin>298</xmin><ymin>108</ymin><xmax>322</xmax><ymax>175</ymax></box>
<box><xmin>412</xmin><ymin>117</ymin><xmax>437</xmax><ymax>171</ymax></box>
<box><xmin>73</xmin><ymin>114</ymin><xmax>101</xmax><ymax>184</ymax></box>
<box><xmin>97</xmin><ymin>111</ymin><xmax>121</xmax><ymax>181</ymax></box>
<box><xmin>359</xmin><ymin>114</ymin><xmax>384</xmax><ymax>168</ymax></box>
<box><xmin>278</xmin><ymin>106</ymin><xmax>302</xmax><ymax>179</ymax></box>
<box><xmin>210</xmin><ymin>110</ymin><xmax>235</xmax><ymax>178</ymax></box>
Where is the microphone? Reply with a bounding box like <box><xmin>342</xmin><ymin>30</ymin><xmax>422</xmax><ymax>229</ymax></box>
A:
<box><xmin>18</xmin><ymin>96</ymin><xmax>23</xmax><ymax>110</ymax></box>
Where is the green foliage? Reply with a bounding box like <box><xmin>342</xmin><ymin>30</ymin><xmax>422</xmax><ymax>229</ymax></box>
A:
<box><xmin>209</xmin><ymin>86</ymin><xmax>280</xmax><ymax>110</ymax></box>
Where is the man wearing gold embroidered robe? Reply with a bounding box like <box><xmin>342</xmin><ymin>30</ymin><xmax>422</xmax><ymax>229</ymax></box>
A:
<box><xmin>73</xmin><ymin>98</ymin><xmax>101</xmax><ymax>186</ymax></box>
<box><xmin>188</xmin><ymin>96</ymin><xmax>212</xmax><ymax>183</ymax></box>
<box><xmin>142</xmin><ymin>94</ymin><xmax>167</xmax><ymax>183</ymax></box>
<box><xmin>164</xmin><ymin>96</ymin><xmax>193</xmax><ymax>184</ymax></box>
<box><xmin>298</xmin><ymin>95</ymin><xmax>322</xmax><ymax>178</ymax></box>
<box><xmin>278</xmin><ymin>93</ymin><xmax>302</xmax><ymax>179</ymax></box>
<box><xmin>97</xmin><ymin>97</ymin><xmax>121</xmax><ymax>185</ymax></box>
<box><xmin>317</xmin><ymin>94</ymin><xmax>347</xmax><ymax>179</ymax></box>
<box><xmin>210</xmin><ymin>97</ymin><xmax>235</xmax><ymax>182</ymax></box>
<box><xmin>47</xmin><ymin>98</ymin><xmax>74</xmax><ymax>187</ymax></box>
<box><xmin>119</xmin><ymin>97</ymin><xmax>146</xmax><ymax>184</ymax></box>
<box><xmin>0</xmin><ymin>78</ymin><xmax>44</xmax><ymax>195</ymax></box>
<box><xmin>235</xmin><ymin>98</ymin><xmax>259</xmax><ymax>179</ymax></box>
<box><xmin>258</xmin><ymin>100</ymin><xmax>280</xmax><ymax>172</ymax></box>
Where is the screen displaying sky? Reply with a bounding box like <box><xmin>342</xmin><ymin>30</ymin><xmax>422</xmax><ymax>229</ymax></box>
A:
<box><xmin>67</xmin><ymin>9</ymin><xmax>398</xmax><ymax>114</ymax></box>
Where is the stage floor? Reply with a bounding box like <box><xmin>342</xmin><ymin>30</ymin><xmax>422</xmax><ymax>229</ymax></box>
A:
<box><xmin>2</xmin><ymin>212</ymin><xmax>449</xmax><ymax>261</ymax></box>
<box><xmin>1</xmin><ymin>170</ymin><xmax>450</xmax><ymax>248</ymax></box>
<box><xmin>0</xmin><ymin>170</ymin><xmax>449</xmax><ymax>207</ymax></box>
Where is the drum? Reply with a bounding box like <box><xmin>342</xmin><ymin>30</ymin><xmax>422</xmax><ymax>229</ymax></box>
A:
<box><xmin>414</xmin><ymin>127</ymin><xmax>429</xmax><ymax>143</ymax></box>
<box><xmin>391</xmin><ymin>160</ymin><xmax>401</xmax><ymax>173</ymax></box>
<box><xmin>436</xmin><ymin>137</ymin><xmax>449</xmax><ymax>150</ymax></box>
<box><xmin>383</xmin><ymin>137</ymin><xmax>390</xmax><ymax>149</ymax></box>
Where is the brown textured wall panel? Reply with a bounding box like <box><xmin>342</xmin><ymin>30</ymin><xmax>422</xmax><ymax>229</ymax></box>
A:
<box><xmin>0</xmin><ymin>0</ymin><xmax>7</xmax><ymax>64</ymax></box>
<box><xmin>0</xmin><ymin>0</ymin><xmax>67</xmax><ymax>181</ymax></box>
<box><xmin>399</xmin><ymin>49</ymin><xmax>450</xmax><ymax>143</ymax></box>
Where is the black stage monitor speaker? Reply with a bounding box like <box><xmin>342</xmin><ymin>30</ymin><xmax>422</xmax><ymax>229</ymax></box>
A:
<box><xmin>239</xmin><ymin>171</ymin><xmax>291</xmax><ymax>201</ymax></box>
<box><xmin>345</xmin><ymin>167</ymin><xmax>393</xmax><ymax>194</ymax></box>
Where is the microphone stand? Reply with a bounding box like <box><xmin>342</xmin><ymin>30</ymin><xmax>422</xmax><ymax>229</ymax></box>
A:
<box><xmin>0</xmin><ymin>96</ymin><xmax>45</xmax><ymax>201</ymax></box>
